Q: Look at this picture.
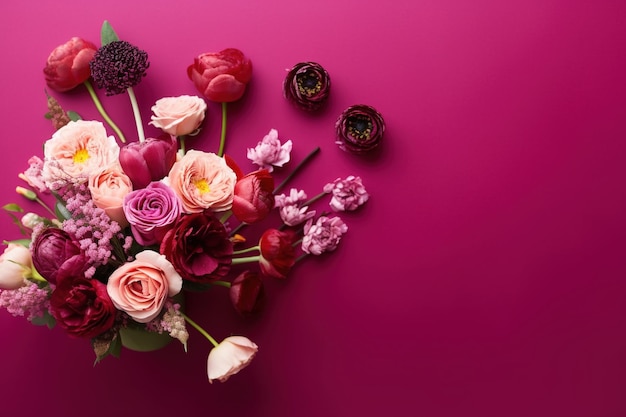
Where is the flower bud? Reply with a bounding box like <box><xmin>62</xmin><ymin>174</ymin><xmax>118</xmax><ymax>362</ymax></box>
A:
<box><xmin>15</xmin><ymin>186</ymin><xmax>37</xmax><ymax>201</ymax></box>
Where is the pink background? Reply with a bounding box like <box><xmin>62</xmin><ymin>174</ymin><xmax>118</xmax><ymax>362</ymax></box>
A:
<box><xmin>1</xmin><ymin>1</ymin><xmax>626</xmax><ymax>416</ymax></box>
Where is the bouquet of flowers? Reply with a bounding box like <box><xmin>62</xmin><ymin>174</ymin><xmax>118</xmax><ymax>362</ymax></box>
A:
<box><xmin>0</xmin><ymin>21</ymin><xmax>384</xmax><ymax>383</ymax></box>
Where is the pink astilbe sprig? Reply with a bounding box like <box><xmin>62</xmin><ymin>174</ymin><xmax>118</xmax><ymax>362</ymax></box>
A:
<box><xmin>0</xmin><ymin>283</ymin><xmax>50</xmax><ymax>321</ymax></box>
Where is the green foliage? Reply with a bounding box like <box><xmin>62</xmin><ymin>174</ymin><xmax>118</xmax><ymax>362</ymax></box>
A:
<box><xmin>100</xmin><ymin>20</ymin><xmax>120</xmax><ymax>46</ymax></box>
<box><xmin>31</xmin><ymin>311</ymin><xmax>56</xmax><ymax>329</ymax></box>
<box><xmin>92</xmin><ymin>331</ymin><xmax>122</xmax><ymax>365</ymax></box>
<box><xmin>67</xmin><ymin>111</ymin><xmax>82</xmax><ymax>121</ymax></box>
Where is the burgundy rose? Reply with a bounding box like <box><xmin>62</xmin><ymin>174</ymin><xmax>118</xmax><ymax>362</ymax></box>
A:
<box><xmin>119</xmin><ymin>134</ymin><xmax>178</xmax><ymax>189</ymax></box>
<box><xmin>232</xmin><ymin>169</ymin><xmax>274</xmax><ymax>224</ymax></box>
<box><xmin>44</xmin><ymin>37</ymin><xmax>98</xmax><ymax>92</ymax></box>
<box><xmin>187</xmin><ymin>48</ymin><xmax>252</xmax><ymax>103</ymax></box>
<box><xmin>49</xmin><ymin>275</ymin><xmax>116</xmax><ymax>338</ymax></box>
<box><xmin>229</xmin><ymin>271</ymin><xmax>266</xmax><ymax>316</ymax></box>
<box><xmin>335</xmin><ymin>104</ymin><xmax>385</xmax><ymax>154</ymax></box>
<box><xmin>31</xmin><ymin>228</ymin><xmax>86</xmax><ymax>285</ymax></box>
<box><xmin>258</xmin><ymin>229</ymin><xmax>296</xmax><ymax>279</ymax></box>
<box><xmin>283</xmin><ymin>62</ymin><xmax>331</xmax><ymax>111</ymax></box>
<box><xmin>160</xmin><ymin>210</ymin><xmax>233</xmax><ymax>283</ymax></box>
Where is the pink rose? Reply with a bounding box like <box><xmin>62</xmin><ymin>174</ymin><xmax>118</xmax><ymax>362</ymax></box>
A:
<box><xmin>42</xmin><ymin>120</ymin><xmax>120</xmax><ymax>190</ymax></box>
<box><xmin>0</xmin><ymin>244</ymin><xmax>32</xmax><ymax>290</ymax></box>
<box><xmin>207</xmin><ymin>336</ymin><xmax>258</xmax><ymax>383</ymax></box>
<box><xmin>149</xmin><ymin>95</ymin><xmax>207</xmax><ymax>136</ymax></box>
<box><xmin>43</xmin><ymin>37</ymin><xmax>97</xmax><ymax>92</ymax></box>
<box><xmin>88</xmin><ymin>165</ymin><xmax>133</xmax><ymax>228</ymax></box>
<box><xmin>167</xmin><ymin>150</ymin><xmax>237</xmax><ymax>213</ymax></box>
<box><xmin>106</xmin><ymin>250</ymin><xmax>182</xmax><ymax>323</ymax></box>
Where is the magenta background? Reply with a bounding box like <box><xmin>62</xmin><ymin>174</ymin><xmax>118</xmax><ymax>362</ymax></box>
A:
<box><xmin>1</xmin><ymin>1</ymin><xmax>626</xmax><ymax>416</ymax></box>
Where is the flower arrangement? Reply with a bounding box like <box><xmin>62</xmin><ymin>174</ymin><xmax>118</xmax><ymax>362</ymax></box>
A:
<box><xmin>0</xmin><ymin>21</ymin><xmax>383</xmax><ymax>383</ymax></box>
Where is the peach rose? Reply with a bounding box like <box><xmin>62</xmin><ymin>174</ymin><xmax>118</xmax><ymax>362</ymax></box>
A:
<box><xmin>167</xmin><ymin>150</ymin><xmax>237</xmax><ymax>213</ymax></box>
<box><xmin>106</xmin><ymin>250</ymin><xmax>182</xmax><ymax>323</ymax></box>
<box><xmin>88</xmin><ymin>165</ymin><xmax>133</xmax><ymax>228</ymax></box>
<box><xmin>42</xmin><ymin>120</ymin><xmax>120</xmax><ymax>190</ymax></box>
<box><xmin>149</xmin><ymin>95</ymin><xmax>207</xmax><ymax>136</ymax></box>
<box><xmin>0</xmin><ymin>244</ymin><xmax>32</xmax><ymax>290</ymax></box>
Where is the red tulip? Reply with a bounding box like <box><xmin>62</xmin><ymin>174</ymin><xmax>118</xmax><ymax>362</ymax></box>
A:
<box><xmin>229</xmin><ymin>271</ymin><xmax>266</xmax><ymax>316</ymax></box>
<box><xmin>258</xmin><ymin>229</ymin><xmax>296</xmax><ymax>279</ymax></box>
<box><xmin>43</xmin><ymin>37</ymin><xmax>98</xmax><ymax>92</ymax></box>
<box><xmin>118</xmin><ymin>134</ymin><xmax>177</xmax><ymax>189</ymax></box>
<box><xmin>187</xmin><ymin>48</ymin><xmax>252</xmax><ymax>103</ymax></box>
<box><xmin>232</xmin><ymin>169</ymin><xmax>274</xmax><ymax>224</ymax></box>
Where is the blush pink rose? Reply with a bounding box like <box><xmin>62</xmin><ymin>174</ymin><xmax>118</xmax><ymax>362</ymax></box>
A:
<box><xmin>149</xmin><ymin>95</ymin><xmax>207</xmax><ymax>136</ymax></box>
<box><xmin>42</xmin><ymin>120</ymin><xmax>120</xmax><ymax>190</ymax></box>
<box><xmin>0</xmin><ymin>244</ymin><xmax>32</xmax><ymax>290</ymax></box>
<box><xmin>88</xmin><ymin>165</ymin><xmax>133</xmax><ymax>228</ymax></box>
<box><xmin>167</xmin><ymin>150</ymin><xmax>237</xmax><ymax>213</ymax></box>
<box><xmin>106</xmin><ymin>250</ymin><xmax>182</xmax><ymax>323</ymax></box>
<box><xmin>207</xmin><ymin>336</ymin><xmax>258</xmax><ymax>383</ymax></box>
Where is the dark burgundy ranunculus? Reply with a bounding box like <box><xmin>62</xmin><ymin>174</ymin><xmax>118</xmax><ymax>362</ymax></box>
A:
<box><xmin>283</xmin><ymin>62</ymin><xmax>331</xmax><ymax>111</ymax></box>
<box><xmin>159</xmin><ymin>210</ymin><xmax>233</xmax><ymax>283</ymax></box>
<box><xmin>187</xmin><ymin>48</ymin><xmax>252</xmax><ymax>103</ymax></box>
<box><xmin>31</xmin><ymin>227</ymin><xmax>86</xmax><ymax>285</ymax></box>
<box><xmin>119</xmin><ymin>134</ymin><xmax>178</xmax><ymax>189</ymax></box>
<box><xmin>229</xmin><ymin>271</ymin><xmax>266</xmax><ymax>316</ymax></box>
<box><xmin>43</xmin><ymin>37</ymin><xmax>98</xmax><ymax>92</ymax></box>
<box><xmin>232</xmin><ymin>169</ymin><xmax>274</xmax><ymax>224</ymax></box>
<box><xmin>258</xmin><ymin>229</ymin><xmax>296</xmax><ymax>279</ymax></box>
<box><xmin>49</xmin><ymin>275</ymin><xmax>116</xmax><ymax>338</ymax></box>
<box><xmin>335</xmin><ymin>104</ymin><xmax>385</xmax><ymax>154</ymax></box>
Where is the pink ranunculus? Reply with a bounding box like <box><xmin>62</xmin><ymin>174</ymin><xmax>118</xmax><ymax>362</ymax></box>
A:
<box><xmin>323</xmin><ymin>175</ymin><xmax>369</xmax><ymax>212</ymax></box>
<box><xmin>258</xmin><ymin>229</ymin><xmax>296</xmax><ymax>279</ymax></box>
<box><xmin>246</xmin><ymin>129</ymin><xmax>292</xmax><ymax>172</ymax></box>
<box><xmin>232</xmin><ymin>169</ymin><xmax>274</xmax><ymax>224</ymax></box>
<box><xmin>42</xmin><ymin>120</ymin><xmax>120</xmax><ymax>190</ymax></box>
<box><xmin>207</xmin><ymin>336</ymin><xmax>258</xmax><ymax>383</ymax></box>
<box><xmin>118</xmin><ymin>134</ymin><xmax>178</xmax><ymax>190</ymax></box>
<box><xmin>88</xmin><ymin>165</ymin><xmax>133</xmax><ymax>228</ymax></box>
<box><xmin>167</xmin><ymin>150</ymin><xmax>237</xmax><ymax>213</ymax></box>
<box><xmin>187</xmin><ymin>48</ymin><xmax>252</xmax><ymax>103</ymax></box>
<box><xmin>106</xmin><ymin>250</ymin><xmax>182</xmax><ymax>323</ymax></box>
<box><xmin>123</xmin><ymin>181</ymin><xmax>182</xmax><ymax>246</ymax></box>
<box><xmin>302</xmin><ymin>216</ymin><xmax>348</xmax><ymax>255</ymax></box>
<box><xmin>43</xmin><ymin>37</ymin><xmax>98</xmax><ymax>92</ymax></box>
<box><xmin>149</xmin><ymin>95</ymin><xmax>208</xmax><ymax>136</ymax></box>
<box><xmin>0</xmin><ymin>244</ymin><xmax>32</xmax><ymax>290</ymax></box>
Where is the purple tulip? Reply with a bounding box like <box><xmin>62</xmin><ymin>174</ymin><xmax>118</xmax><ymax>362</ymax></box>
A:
<box><xmin>119</xmin><ymin>134</ymin><xmax>177</xmax><ymax>189</ymax></box>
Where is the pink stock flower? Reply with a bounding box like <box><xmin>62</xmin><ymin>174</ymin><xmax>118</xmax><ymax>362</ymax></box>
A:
<box><xmin>302</xmin><ymin>216</ymin><xmax>348</xmax><ymax>255</ymax></box>
<box><xmin>207</xmin><ymin>336</ymin><xmax>258</xmax><ymax>383</ymax></box>
<box><xmin>274</xmin><ymin>188</ymin><xmax>315</xmax><ymax>226</ymax></box>
<box><xmin>246</xmin><ymin>129</ymin><xmax>292</xmax><ymax>172</ymax></box>
<box><xmin>323</xmin><ymin>175</ymin><xmax>369</xmax><ymax>212</ymax></box>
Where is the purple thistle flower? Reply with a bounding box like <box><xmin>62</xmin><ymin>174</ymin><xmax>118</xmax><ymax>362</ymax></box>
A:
<box><xmin>90</xmin><ymin>40</ymin><xmax>149</xmax><ymax>95</ymax></box>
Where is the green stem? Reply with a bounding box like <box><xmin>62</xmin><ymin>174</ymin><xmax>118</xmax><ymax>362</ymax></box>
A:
<box><xmin>274</xmin><ymin>146</ymin><xmax>321</xmax><ymax>195</ymax></box>
<box><xmin>229</xmin><ymin>222</ymin><xmax>247</xmax><ymax>237</ymax></box>
<box><xmin>292</xmin><ymin>237</ymin><xmax>303</xmax><ymax>247</ymax></box>
<box><xmin>181</xmin><ymin>312</ymin><xmax>219</xmax><ymax>347</ymax></box>
<box><xmin>302</xmin><ymin>191</ymin><xmax>329</xmax><ymax>207</ymax></box>
<box><xmin>219</xmin><ymin>210</ymin><xmax>232</xmax><ymax>224</ymax></box>
<box><xmin>212</xmin><ymin>280</ymin><xmax>232</xmax><ymax>288</ymax></box>
<box><xmin>29</xmin><ymin>267</ymin><xmax>47</xmax><ymax>283</ymax></box>
<box><xmin>232</xmin><ymin>245</ymin><xmax>260</xmax><ymax>256</ymax></box>
<box><xmin>83</xmin><ymin>80</ymin><xmax>126</xmax><ymax>143</ymax></box>
<box><xmin>179</xmin><ymin>135</ymin><xmax>187</xmax><ymax>155</ymax></box>
<box><xmin>35</xmin><ymin>197</ymin><xmax>57</xmax><ymax>218</ymax></box>
<box><xmin>231</xmin><ymin>255</ymin><xmax>261</xmax><ymax>265</ymax></box>
<box><xmin>218</xmin><ymin>102</ymin><xmax>228</xmax><ymax>157</ymax></box>
<box><xmin>295</xmin><ymin>253</ymin><xmax>309</xmax><ymax>263</ymax></box>
<box><xmin>127</xmin><ymin>86</ymin><xmax>145</xmax><ymax>142</ymax></box>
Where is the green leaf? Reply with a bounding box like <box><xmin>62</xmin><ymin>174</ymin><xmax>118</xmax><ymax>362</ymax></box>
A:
<box><xmin>31</xmin><ymin>311</ymin><xmax>56</xmax><ymax>329</ymax></box>
<box><xmin>3</xmin><ymin>239</ymin><xmax>31</xmax><ymax>248</ymax></box>
<box><xmin>55</xmin><ymin>201</ymin><xmax>71</xmax><ymax>221</ymax></box>
<box><xmin>67</xmin><ymin>111</ymin><xmax>82</xmax><ymax>121</ymax></box>
<box><xmin>93</xmin><ymin>331</ymin><xmax>122</xmax><ymax>365</ymax></box>
<box><xmin>100</xmin><ymin>20</ymin><xmax>120</xmax><ymax>46</ymax></box>
<box><xmin>3</xmin><ymin>203</ymin><xmax>24</xmax><ymax>213</ymax></box>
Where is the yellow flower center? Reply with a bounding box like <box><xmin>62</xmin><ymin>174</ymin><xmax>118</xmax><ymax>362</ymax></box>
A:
<box><xmin>194</xmin><ymin>178</ymin><xmax>210</xmax><ymax>194</ymax></box>
<box><xmin>73</xmin><ymin>149</ymin><xmax>90</xmax><ymax>164</ymax></box>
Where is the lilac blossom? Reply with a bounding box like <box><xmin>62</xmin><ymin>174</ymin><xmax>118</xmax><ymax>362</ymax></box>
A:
<box><xmin>275</xmin><ymin>188</ymin><xmax>315</xmax><ymax>226</ymax></box>
<box><xmin>301</xmin><ymin>216</ymin><xmax>348</xmax><ymax>255</ymax></box>
<box><xmin>323</xmin><ymin>176</ymin><xmax>369</xmax><ymax>212</ymax></box>
<box><xmin>0</xmin><ymin>282</ymin><xmax>50</xmax><ymax>321</ymax></box>
<box><xmin>246</xmin><ymin>129</ymin><xmax>292</xmax><ymax>172</ymax></box>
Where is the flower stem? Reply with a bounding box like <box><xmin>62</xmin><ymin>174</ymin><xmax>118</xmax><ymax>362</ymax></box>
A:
<box><xmin>303</xmin><ymin>191</ymin><xmax>329</xmax><ymax>207</ymax></box>
<box><xmin>232</xmin><ymin>245</ymin><xmax>260</xmax><ymax>256</ymax></box>
<box><xmin>274</xmin><ymin>147</ymin><xmax>320</xmax><ymax>195</ymax></box>
<box><xmin>218</xmin><ymin>102</ymin><xmax>228</xmax><ymax>157</ymax></box>
<box><xmin>179</xmin><ymin>135</ymin><xmax>187</xmax><ymax>155</ymax></box>
<box><xmin>211</xmin><ymin>280</ymin><xmax>232</xmax><ymax>289</ymax></box>
<box><xmin>127</xmin><ymin>86</ymin><xmax>145</xmax><ymax>143</ymax></box>
<box><xmin>219</xmin><ymin>210</ymin><xmax>232</xmax><ymax>224</ymax></box>
<box><xmin>83</xmin><ymin>80</ymin><xmax>126</xmax><ymax>143</ymax></box>
<box><xmin>296</xmin><ymin>253</ymin><xmax>309</xmax><ymax>263</ymax></box>
<box><xmin>231</xmin><ymin>255</ymin><xmax>261</xmax><ymax>265</ymax></box>
<box><xmin>181</xmin><ymin>312</ymin><xmax>219</xmax><ymax>347</ymax></box>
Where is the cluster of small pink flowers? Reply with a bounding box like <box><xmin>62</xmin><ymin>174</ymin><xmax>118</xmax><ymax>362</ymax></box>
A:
<box><xmin>301</xmin><ymin>216</ymin><xmax>348</xmax><ymax>255</ymax></box>
<box><xmin>146</xmin><ymin>301</ymin><xmax>189</xmax><ymax>346</ymax></box>
<box><xmin>246</xmin><ymin>128</ymin><xmax>292</xmax><ymax>172</ymax></box>
<box><xmin>274</xmin><ymin>188</ymin><xmax>316</xmax><ymax>226</ymax></box>
<box><xmin>0</xmin><ymin>283</ymin><xmax>50</xmax><ymax>321</ymax></box>
<box><xmin>19</xmin><ymin>156</ymin><xmax>47</xmax><ymax>193</ymax></box>
<box><xmin>323</xmin><ymin>176</ymin><xmax>369</xmax><ymax>212</ymax></box>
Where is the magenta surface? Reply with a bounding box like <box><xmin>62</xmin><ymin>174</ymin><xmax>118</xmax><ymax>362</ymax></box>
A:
<box><xmin>1</xmin><ymin>1</ymin><xmax>626</xmax><ymax>416</ymax></box>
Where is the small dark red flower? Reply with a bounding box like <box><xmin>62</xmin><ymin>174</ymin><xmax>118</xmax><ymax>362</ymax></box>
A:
<box><xmin>283</xmin><ymin>62</ymin><xmax>331</xmax><ymax>111</ymax></box>
<box><xmin>232</xmin><ymin>169</ymin><xmax>274</xmax><ymax>224</ymax></box>
<box><xmin>258</xmin><ymin>229</ymin><xmax>296</xmax><ymax>279</ymax></box>
<box><xmin>43</xmin><ymin>37</ymin><xmax>98</xmax><ymax>92</ymax></box>
<box><xmin>229</xmin><ymin>271</ymin><xmax>266</xmax><ymax>316</ymax></box>
<box><xmin>187</xmin><ymin>48</ymin><xmax>252</xmax><ymax>103</ymax></box>
<box><xmin>335</xmin><ymin>104</ymin><xmax>385</xmax><ymax>154</ymax></box>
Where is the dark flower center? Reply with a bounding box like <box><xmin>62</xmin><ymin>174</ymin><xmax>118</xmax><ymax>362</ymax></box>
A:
<box><xmin>347</xmin><ymin>115</ymin><xmax>373</xmax><ymax>140</ymax></box>
<box><xmin>296</xmin><ymin>71</ymin><xmax>322</xmax><ymax>97</ymax></box>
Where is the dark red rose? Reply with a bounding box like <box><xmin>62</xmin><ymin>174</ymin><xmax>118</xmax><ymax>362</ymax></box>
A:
<box><xmin>229</xmin><ymin>271</ymin><xmax>266</xmax><ymax>316</ymax></box>
<box><xmin>232</xmin><ymin>169</ymin><xmax>274</xmax><ymax>224</ymax></box>
<box><xmin>335</xmin><ymin>104</ymin><xmax>385</xmax><ymax>154</ymax></box>
<box><xmin>119</xmin><ymin>134</ymin><xmax>178</xmax><ymax>189</ymax></box>
<box><xmin>283</xmin><ymin>62</ymin><xmax>331</xmax><ymax>111</ymax></box>
<box><xmin>258</xmin><ymin>229</ymin><xmax>296</xmax><ymax>279</ymax></box>
<box><xmin>187</xmin><ymin>48</ymin><xmax>252</xmax><ymax>102</ymax></box>
<box><xmin>49</xmin><ymin>275</ymin><xmax>116</xmax><ymax>339</ymax></box>
<box><xmin>160</xmin><ymin>211</ymin><xmax>233</xmax><ymax>283</ymax></box>
<box><xmin>31</xmin><ymin>227</ymin><xmax>86</xmax><ymax>285</ymax></box>
<box><xmin>44</xmin><ymin>37</ymin><xmax>98</xmax><ymax>92</ymax></box>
